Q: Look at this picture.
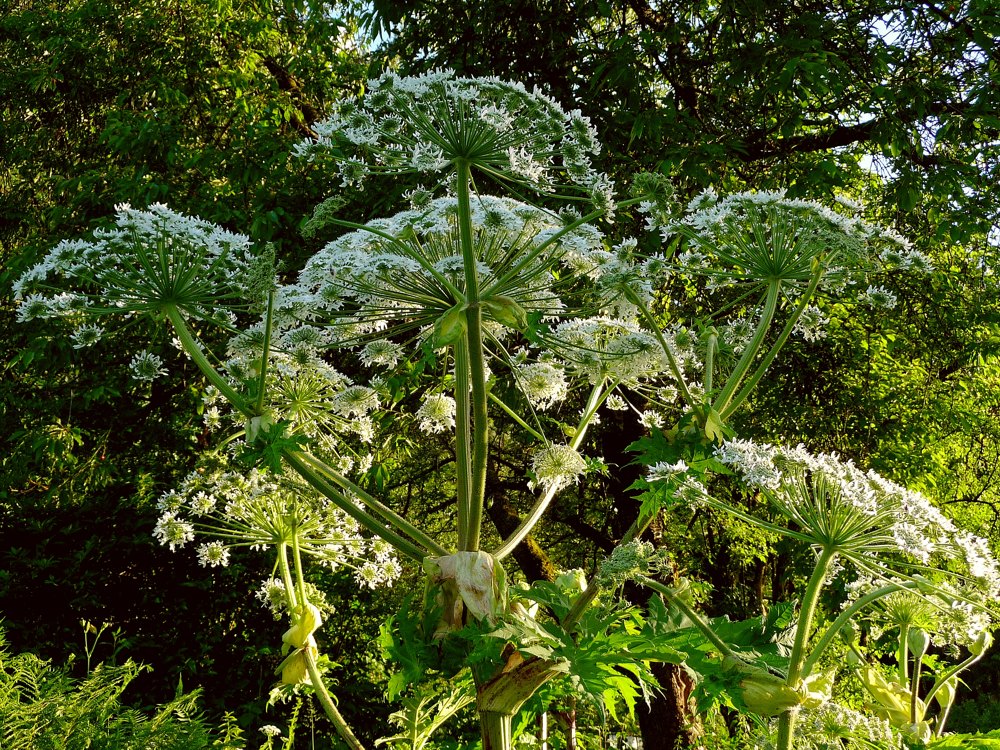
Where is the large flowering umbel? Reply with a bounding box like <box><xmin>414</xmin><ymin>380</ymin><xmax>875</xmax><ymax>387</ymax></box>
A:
<box><xmin>654</xmin><ymin>190</ymin><xmax>929</xmax><ymax>312</ymax></box>
<box><xmin>692</xmin><ymin>439</ymin><xmax>1000</xmax><ymax>591</ymax></box>
<box><xmin>294</xmin><ymin>70</ymin><xmax>610</xmax><ymax>203</ymax></box>
<box><xmin>13</xmin><ymin>204</ymin><xmax>268</xmax><ymax>329</ymax></box>
<box><xmin>154</xmin><ymin>467</ymin><xmax>401</xmax><ymax>589</ymax></box>
<box><xmin>274</xmin><ymin>195</ymin><xmax>603</xmax><ymax>348</ymax></box>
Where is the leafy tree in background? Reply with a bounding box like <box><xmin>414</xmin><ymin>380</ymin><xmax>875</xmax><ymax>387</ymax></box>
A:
<box><xmin>3</xmin><ymin>0</ymin><xmax>999</xmax><ymax>747</ymax></box>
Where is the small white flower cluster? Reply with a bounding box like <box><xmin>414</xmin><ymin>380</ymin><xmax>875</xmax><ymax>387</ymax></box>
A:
<box><xmin>153</xmin><ymin>467</ymin><xmax>400</xmax><ymax>589</ymax></box>
<box><xmin>294</xmin><ymin>70</ymin><xmax>611</xmax><ymax>205</ymax></box>
<box><xmin>515</xmin><ymin>361</ymin><xmax>568</xmax><ymax>410</ymax></box>
<box><xmin>858</xmin><ymin>284</ymin><xmax>898</xmax><ymax>309</ymax></box>
<box><xmin>710</xmin><ymin>439</ymin><xmax>1000</xmax><ymax>591</ymax></box>
<box><xmin>129</xmin><ymin>350</ymin><xmax>168</xmax><ymax>382</ymax></box>
<box><xmin>416</xmin><ymin>392</ymin><xmax>457</xmax><ymax>434</ymax></box>
<box><xmin>597</xmin><ymin>540</ymin><xmax>668</xmax><ymax>587</ymax></box>
<box><xmin>545</xmin><ymin>317</ymin><xmax>671</xmax><ymax>386</ymax></box>
<box><xmin>792</xmin><ymin>305</ymin><xmax>830</xmax><ymax>342</ymax></box>
<box><xmin>530</xmin><ymin>444</ymin><xmax>588</xmax><ymax>493</ymax></box>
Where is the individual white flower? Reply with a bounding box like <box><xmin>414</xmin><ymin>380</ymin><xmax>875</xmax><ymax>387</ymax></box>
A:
<box><xmin>515</xmin><ymin>362</ymin><xmax>568</xmax><ymax>410</ymax></box>
<box><xmin>530</xmin><ymin>444</ymin><xmax>588</xmax><ymax>493</ymax></box>
<box><xmin>859</xmin><ymin>284</ymin><xmax>898</xmax><ymax>309</ymax></box>
<box><xmin>70</xmin><ymin>324</ymin><xmax>104</xmax><ymax>348</ymax></box>
<box><xmin>260</xmin><ymin>725</ymin><xmax>282</xmax><ymax>738</ymax></box>
<box><xmin>257</xmin><ymin>578</ymin><xmax>288</xmax><ymax>618</ymax></box>
<box><xmin>196</xmin><ymin>541</ymin><xmax>231</xmax><ymax>568</ymax></box>
<box><xmin>129</xmin><ymin>350</ymin><xmax>168</xmax><ymax>381</ymax></box>
<box><xmin>604</xmin><ymin>393</ymin><xmax>629</xmax><ymax>411</ymax></box>
<box><xmin>416</xmin><ymin>393</ymin><xmax>456</xmax><ymax>434</ymax></box>
<box><xmin>153</xmin><ymin>512</ymin><xmax>195</xmax><ymax>551</ymax></box>
<box><xmin>332</xmin><ymin>386</ymin><xmax>379</xmax><ymax>417</ymax></box>
<box><xmin>360</xmin><ymin>339</ymin><xmax>404</xmax><ymax>368</ymax></box>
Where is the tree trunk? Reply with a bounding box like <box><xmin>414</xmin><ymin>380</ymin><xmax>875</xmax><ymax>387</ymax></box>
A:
<box><xmin>636</xmin><ymin>662</ymin><xmax>703</xmax><ymax>750</ymax></box>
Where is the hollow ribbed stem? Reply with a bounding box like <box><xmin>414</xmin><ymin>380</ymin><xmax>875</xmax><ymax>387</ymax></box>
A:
<box><xmin>454</xmin><ymin>337</ymin><xmax>474</xmax><ymax>550</ymax></box>
<box><xmin>165</xmin><ymin>305</ymin><xmax>250</xmax><ymax>416</ymax></box>
<box><xmin>480</xmin><ymin>711</ymin><xmax>513</xmax><ymax>750</ymax></box>
<box><xmin>776</xmin><ymin>546</ymin><xmax>838</xmax><ymax>750</ymax></box>
<box><xmin>277</xmin><ymin>542</ymin><xmax>298</xmax><ymax>611</ymax></box>
<box><xmin>456</xmin><ymin>159</ymin><xmax>490</xmax><ymax>551</ymax></box>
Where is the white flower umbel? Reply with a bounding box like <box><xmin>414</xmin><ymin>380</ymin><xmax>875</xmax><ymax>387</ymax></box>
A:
<box><xmin>416</xmin><ymin>392</ymin><xmax>457</xmax><ymax>434</ymax></box>
<box><xmin>13</xmin><ymin>204</ymin><xmax>268</xmax><ymax>333</ymax></box>
<box><xmin>705</xmin><ymin>439</ymin><xmax>999</xmax><ymax>586</ymax></box>
<box><xmin>276</xmin><ymin>195</ymin><xmax>603</xmax><ymax>351</ymax></box>
<box><xmin>295</xmin><ymin>70</ymin><xmax>610</xmax><ymax>202</ymax></box>
<box><xmin>530</xmin><ymin>444</ymin><xmax>587</xmax><ymax>493</ymax></box>
<box><xmin>129</xmin><ymin>350</ymin><xmax>168</xmax><ymax>381</ymax></box>
<box><xmin>153</xmin><ymin>467</ymin><xmax>400</xmax><ymax>587</ymax></box>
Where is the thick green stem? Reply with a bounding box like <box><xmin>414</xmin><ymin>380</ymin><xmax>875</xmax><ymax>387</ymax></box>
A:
<box><xmin>454</xmin><ymin>338</ymin><xmax>474</xmax><ymax>550</ymax></box>
<box><xmin>480</xmin><ymin>711</ymin><xmax>513</xmax><ymax>750</ymax></box>
<box><xmin>924</xmin><ymin>652</ymin><xmax>984</xmax><ymax>708</ymax></box>
<box><xmin>165</xmin><ymin>305</ymin><xmax>251</xmax><ymax>416</ymax></box>
<box><xmin>899</xmin><ymin>624</ymin><xmax>910</xmax><ymax>683</ymax></box>
<box><xmin>776</xmin><ymin>546</ymin><xmax>838</xmax><ymax>750</ymax></box>
<box><xmin>720</xmin><ymin>261</ymin><xmax>824</xmax><ymax>421</ymax></box>
<box><xmin>910</xmin><ymin>645</ymin><xmax>925</xmax><ymax>724</ymax></box>
<box><xmin>283</xmin><ymin>450</ymin><xmax>428</xmax><ymax>561</ymax></box>
<box><xmin>711</xmin><ymin>280</ymin><xmax>781</xmax><ymax>419</ymax></box>
<box><xmin>456</xmin><ymin>159</ymin><xmax>490</xmax><ymax>551</ymax></box>
<box><xmin>276</xmin><ymin>543</ymin><xmax>299</xmax><ymax>611</ymax></box>
<box><xmin>703</xmin><ymin>329</ymin><xmax>718</xmax><ymax>395</ymax></box>
<box><xmin>303</xmin><ymin>647</ymin><xmax>366</xmax><ymax>750</ymax></box>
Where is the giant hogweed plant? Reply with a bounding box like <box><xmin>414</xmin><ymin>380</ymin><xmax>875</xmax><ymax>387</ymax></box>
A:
<box><xmin>13</xmin><ymin>70</ymin><xmax>995</xmax><ymax>750</ymax></box>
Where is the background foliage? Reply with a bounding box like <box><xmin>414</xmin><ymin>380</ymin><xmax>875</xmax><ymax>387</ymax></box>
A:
<box><xmin>3</xmin><ymin>0</ymin><xmax>999</xmax><ymax>747</ymax></box>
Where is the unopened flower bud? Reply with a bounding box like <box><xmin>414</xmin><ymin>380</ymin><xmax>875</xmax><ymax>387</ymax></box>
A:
<box><xmin>482</xmin><ymin>295</ymin><xmax>528</xmax><ymax>331</ymax></box>
<box><xmin>907</xmin><ymin>627</ymin><xmax>931</xmax><ymax>656</ymax></box>
<box><xmin>739</xmin><ymin>673</ymin><xmax>802</xmax><ymax>717</ymax></box>
<box><xmin>433</xmin><ymin>303</ymin><xmax>468</xmax><ymax>347</ymax></box>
